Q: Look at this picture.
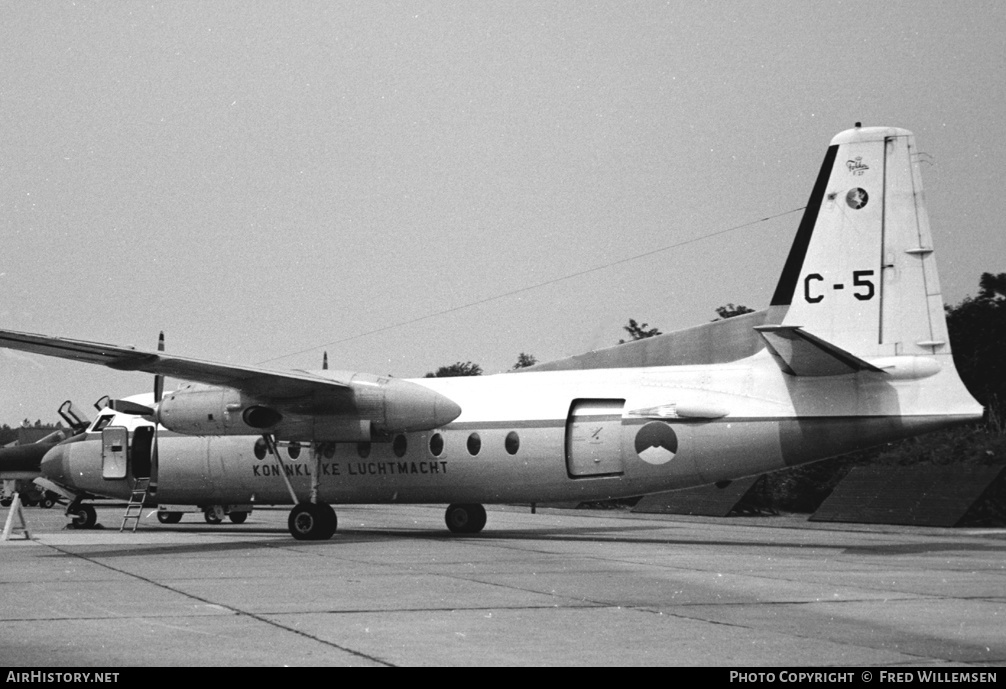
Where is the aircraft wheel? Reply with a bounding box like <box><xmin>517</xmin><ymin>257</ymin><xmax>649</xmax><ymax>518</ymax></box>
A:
<box><xmin>317</xmin><ymin>503</ymin><xmax>337</xmax><ymax>539</ymax></box>
<box><xmin>41</xmin><ymin>496</ymin><xmax>56</xmax><ymax>509</ymax></box>
<box><xmin>288</xmin><ymin>503</ymin><xmax>335</xmax><ymax>541</ymax></box>
<box><xmin>445</xmin><ymin>503</ymin><xmax>487</xmax><ymax>534</ymax></box>
<box><xmin>70</xmin><ymin>504</ymin><xmax>97</xmax><ymax>529</ymax></box>
<box><xmin>228</xmin><ymin>511</ymin><xmax>249</xmax><ymax>524</ymax></box>
<box><xmin>157</xmin><ymin>512</ymin><xmax>183</xmax><ymax>524</ymax></box>
<box><xmin>204</xmin><ymin>506</ymin><xmax>224</xmax><ymax>524</ymax></box>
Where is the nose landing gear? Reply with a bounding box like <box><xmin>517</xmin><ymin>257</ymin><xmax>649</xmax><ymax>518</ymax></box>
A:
<box><xmin>68</xmin><ymin>502</ymin><xmax>97</xmax><ymax>529</ymax></box>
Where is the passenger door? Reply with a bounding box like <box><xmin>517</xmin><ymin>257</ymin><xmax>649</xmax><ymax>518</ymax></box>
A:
<box><xmin>101</xmin><ymin>426</ymin><xmax>128</xmax><ymax>480</ymax></box>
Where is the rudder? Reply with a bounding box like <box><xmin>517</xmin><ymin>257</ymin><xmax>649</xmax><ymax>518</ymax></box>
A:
<box><xmin>771</xmin><ymin>125</ymin><xmax>949</xmax><ymax>359</ymax></box>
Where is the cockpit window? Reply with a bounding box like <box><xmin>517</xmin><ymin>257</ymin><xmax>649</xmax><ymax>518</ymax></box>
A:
<box><xmin>92</xmin><ymin>415</ymin><xmax>116</xmax><ymax>432</ymax></box>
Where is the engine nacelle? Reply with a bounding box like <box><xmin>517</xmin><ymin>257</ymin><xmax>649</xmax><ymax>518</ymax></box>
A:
<box><xmin>155</xmin><ymin>375</ymin><xmax>461</xmax><ymax>442</ymax></box>
<box><xmin>156</xmin><ymin>385</ymin><xmax>243</xmax><ymax>435</ymax></box>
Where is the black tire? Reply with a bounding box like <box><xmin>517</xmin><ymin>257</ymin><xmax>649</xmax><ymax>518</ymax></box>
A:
<box><xmin>445</xmin><ymin>503</ymin><xmax>487</xmax><ymax>534</ymax></box>
<box><xmin>41</xmin><ymin>496</ymin><xmax>56</xmax><ymax>509</ymax></box>
<box><xmin>317</xmin><ymin>503</ymin><xmax>337</xmax><ymax>539</ymax></box>
<box><xmin>157</xmin><ymin>511</ymin><xmax>183</xmax><ymax>524</ymax></box>
<box><xmin>70</xmin><ymin>504</ymin><xmax>97</xmax><ymax>529</ymax></box>
<box><xmin>0</xmin><ymin>497</ymin><xmax>12</xmax><ymax>508</ymax></box>
<box><xmin>204</xmin><ymin>508</ymin><xmax>223</xmax><ymax>524</ymax></box>
<box><xmin>288</xmin><ymin>502</ymin><xmax>336</xmax><ymax>541</ymax></box>
<box><xmin>228</xmin><ymin>511</ymin><xmax>249</xmax><ymax>524</ymax></box>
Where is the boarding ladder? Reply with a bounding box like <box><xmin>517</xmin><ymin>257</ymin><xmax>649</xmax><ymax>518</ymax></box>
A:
<box><xmin>119</xmin><ymin>477</ymin><xmax>150</xmax><ymax>533</ymax></box>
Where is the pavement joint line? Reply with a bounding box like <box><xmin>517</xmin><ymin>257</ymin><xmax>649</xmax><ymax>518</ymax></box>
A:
<box><xmin>1</xmin><ymin>613</ymin><xmax>232</xmax><ymax>624</ymax></box>
<box><xmin>243</xmin><ymin>530</ymin><xmax>1006</xmax><ymax>611</ymax></box>
<box><xmin>379</xmin><ymin>549</ymin><xmax>1006</xmax><ymax>665</ymax></box>
<box><xmin>443</xmin><ymin>536</ymin><xmax>1006</xmax><ymax>595</ymax></box>
<box><xmin>1</xmin><ymin>602</ymin><xmax>606</xmax><ymax>625</ymax></box>
<box><xmin>646</xmin><ymin>607</ymin><xmax>956</xmax><ymax>665</ymax></box>
<box><xmin>656</xmin><ymin>601</ymin><xmax>1006</xmax><ymax>666</ymax></box>
<box><xmin>260</xmin><ymin>603</ymin><xmax>606</xmax><ymax>616</ymax></box>
<box><xmin>253</xmin><ymin>541</ymin><xmax>614</xmax><ymax>610</ymax></box>
<box><xmin>216</xmin><ymin>532</ymin><xmax>661</xmax><ymax>613</ymax></box>
<box><xmin>29</xmin><ymin>534</ymin><xmax>1001</xmax><ymax>656</ymax></box>
<box><xmin>35</xmin><ymin>540</ymin><xmax>398</xmax><ymax>667</ymax></box>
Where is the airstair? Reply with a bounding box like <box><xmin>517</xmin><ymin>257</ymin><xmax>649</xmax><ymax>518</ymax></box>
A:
<box><xmin>120</xmin><ymin>477</ymin><xmax>150</xmax><ymax>532</ymax></box>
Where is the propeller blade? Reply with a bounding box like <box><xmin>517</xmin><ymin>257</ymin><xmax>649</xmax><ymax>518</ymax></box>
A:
<box><xmin>108</xmin><ymin>399</ymin><xmax>156</xmax><ymax>416</ymax></box>
<box><xmin>154</xmin><ymin>331</ymin><xmax>165</xmax><ymax>403</ymax></box>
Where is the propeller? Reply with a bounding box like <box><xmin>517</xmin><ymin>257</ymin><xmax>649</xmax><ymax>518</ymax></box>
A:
<box><xmin>154</xmin><ymin>331</ymin><xmax>165</xmax><ymax>404</ymax></box>
<box><xmin>80</xmin><ymin>333</ymin><xmax>164</xmax><ymax>495</ymax></box>
<box><xmin>94</xmin><ymin>331</ymin><xmax>165</xmax><ymax>418</ymax></box>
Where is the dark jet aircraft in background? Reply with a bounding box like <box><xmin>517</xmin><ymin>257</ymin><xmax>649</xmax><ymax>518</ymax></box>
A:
<box><xmin>0</xmin><ymin>401</ymin><xmax>88</xmax><ymax>510</ymax></box>
<box><xmin>1</xmin><ymin>125</ymin><xmax>984</xmax><ymax>540</ymax></box>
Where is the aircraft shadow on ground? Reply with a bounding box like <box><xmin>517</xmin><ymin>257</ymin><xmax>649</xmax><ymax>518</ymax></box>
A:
<box><xmin>841</xmin><ymin>541</ymin><xmax>1006</xmax><ymax>556</ymax></box>
<box><xmin>32</xmin><ymin>522</ymin><xmax>945</xmax><ymax>559</ymax></box>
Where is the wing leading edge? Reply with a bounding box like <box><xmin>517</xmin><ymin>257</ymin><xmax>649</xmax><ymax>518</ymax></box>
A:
<box><xmin>0</xmin><ymin>329</ymin><xmax>345</xmax><ymax>399</ymax></box>
<box><xmin>0</xmin><ymin>328</ymin><xmax>462</xmax><ymax>438</ymax></box>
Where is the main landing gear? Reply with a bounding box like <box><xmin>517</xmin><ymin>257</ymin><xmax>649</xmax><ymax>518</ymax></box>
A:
<box><xmin>445</xmin><ymin>503</ymin><xmax>487</xmax><ymax>534</ymax></box>
<box><xmin>288</xmin><ymin>502</ymin><xmax>337</xmax><ymax>541</ymax></box>
<box><xmin>285</xmin><ymin>501</ymin><xmax>488</xmax><ymax>539</ymax></box>
<box><xmin>259</xmin><ymin>434</ymin><xmax>338</xmax><ymax>541</ymax></box>
<box><xmin>262</xmin><ymin>434</ymin><xmax>489</xmax><ymax>540</ymax></box>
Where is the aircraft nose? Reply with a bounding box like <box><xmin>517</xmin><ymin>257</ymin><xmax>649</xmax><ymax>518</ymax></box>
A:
<box><xmin>0</xmin><ymin>443</ymin><xmax>50</xmax><ymax>474</ymax></box>
<box><xmin>40</xmin><ymin>443</ymin><xmax>71</xmax><ymax>485</ymax></box>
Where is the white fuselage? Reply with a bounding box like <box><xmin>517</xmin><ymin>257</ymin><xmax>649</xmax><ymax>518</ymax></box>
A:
<box><xmin>43</xmin><ymin>349</ymin><xmax>980</xmax><ymax>508</ymax></box>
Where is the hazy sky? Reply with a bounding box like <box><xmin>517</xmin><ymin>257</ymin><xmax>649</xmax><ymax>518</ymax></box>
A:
<box><xmin>1</xmin><ymin>0</ymin><xmax>1004</xmax><ymax>424</ymax></box>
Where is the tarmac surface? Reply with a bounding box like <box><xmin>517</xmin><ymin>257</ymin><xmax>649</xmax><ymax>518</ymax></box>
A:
<box><xmin>1</xmin><ymin>502</ymin><xmax>1005</xmax><ymax>667</ymax></box>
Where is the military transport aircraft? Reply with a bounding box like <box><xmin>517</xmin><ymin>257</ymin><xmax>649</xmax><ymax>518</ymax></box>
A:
<box><xmin>0</xmin><ymin>125</ymin><xmax>984</xmax><ymax>540</ymax></box>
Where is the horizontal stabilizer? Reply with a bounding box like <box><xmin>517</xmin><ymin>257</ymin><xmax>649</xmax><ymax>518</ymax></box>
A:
<box><xmin>754</xmin><ymin>325</ymin><xmax>885</xmax><ymax>377</ymax></box>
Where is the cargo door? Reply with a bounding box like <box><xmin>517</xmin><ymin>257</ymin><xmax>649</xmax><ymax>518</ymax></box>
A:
<box><xmin>101</xmin><ymin>426</ymin><xmax>128</xmax><ymax>480</ymax></box>
<box><xmin>565</xmin><ymin>399</ymin><xmax>625</xmax><ymax>477</ymax></box>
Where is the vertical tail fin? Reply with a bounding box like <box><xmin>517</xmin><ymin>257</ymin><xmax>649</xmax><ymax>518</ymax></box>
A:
<box><xmin>770</xmin><ymin>126</ymin><xmax>948</xmax><ymax>359</ymax></box>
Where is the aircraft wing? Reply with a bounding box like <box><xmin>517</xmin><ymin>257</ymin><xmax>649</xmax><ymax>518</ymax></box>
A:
<box><xmin>0</xmin><ymin>329</ymin><xmax>348</xmax><ymax>399</ymax></box>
